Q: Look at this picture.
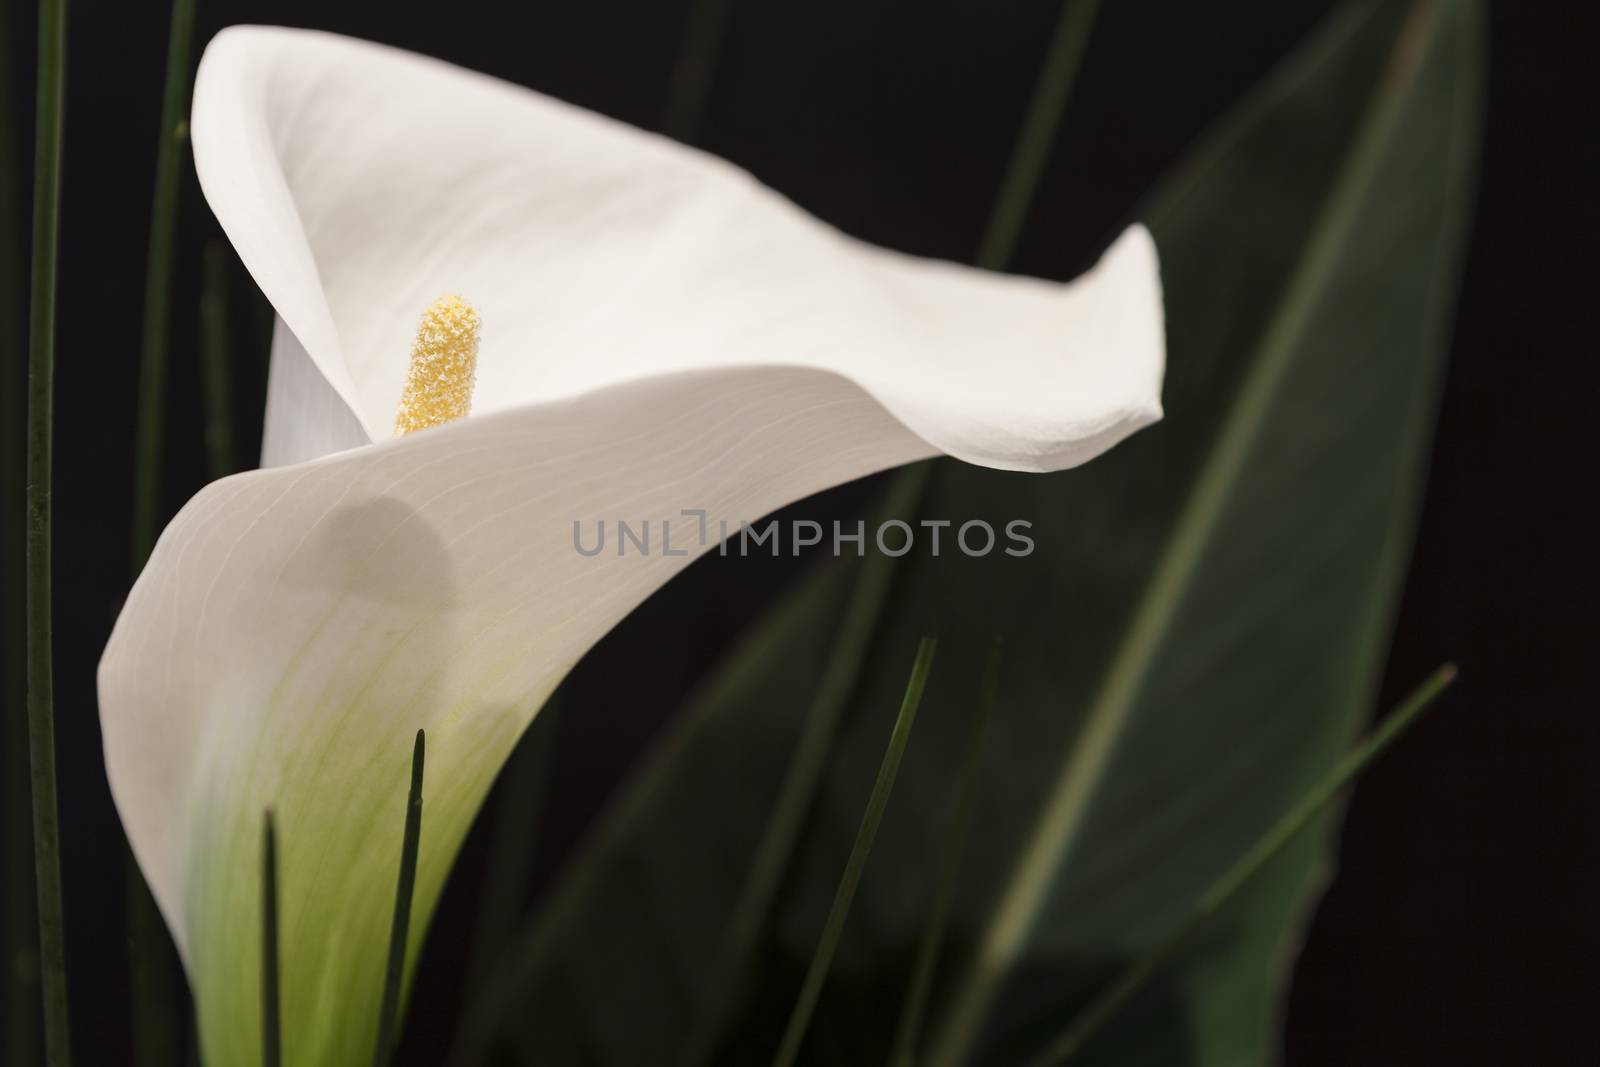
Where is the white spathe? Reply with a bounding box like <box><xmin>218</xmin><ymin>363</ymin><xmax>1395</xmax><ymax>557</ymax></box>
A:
<box><xmin>99</xmin><ymin>24</ymin><xmax>1164</xmax><ymax>1067</ymax></box>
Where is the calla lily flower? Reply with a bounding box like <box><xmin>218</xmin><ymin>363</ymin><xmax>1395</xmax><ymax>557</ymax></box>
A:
<box><xmin>98</xmin><ymin>25</ymin><xmax>1165</xmax><ymax>1066</ymax></box>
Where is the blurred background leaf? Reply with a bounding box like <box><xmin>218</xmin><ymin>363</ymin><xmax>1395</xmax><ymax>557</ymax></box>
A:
<box><xmin>449</xmin><ymin>0</ymin><xmax>1483</xmax><ymax>1064</ymax></box>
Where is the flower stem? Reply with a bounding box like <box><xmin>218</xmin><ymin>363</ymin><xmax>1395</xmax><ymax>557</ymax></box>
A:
<box><xmin>1026</xmin><ymin>664</ymin><xmax>1459</xmax><ymax>1067</ymax></box>
<box><xmin>887</xmin><ymin>639</ymin><xmax>1003</xmax><ymax>1067</ymax></box>
<box><xmin>261</xmin><ymin>811</ymin><xmax>280</xmax><ymax>1067</ymax></box>
<box><xmin>25</xmin><ymin>0</ymin><xmax>70</xmax><ymax>1060</ymax></box>
<box><xmin>372</xmin><ymin>730</ymin><xmax>427</xmax><ymax>1067</ymax></box>
<box><xmin>771</xmin><ymin>637</ymin><xmax>938</xmax><ymax>1067</ymax></box>
<box><xmin>977</xmin><ymin>0</ymin><xmax>1103</xmax><ymax>270</ymax></box>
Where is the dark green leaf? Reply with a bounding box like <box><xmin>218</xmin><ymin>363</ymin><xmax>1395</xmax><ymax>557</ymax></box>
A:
<box><xmin>454</xmin><ymin>2</ymin><xmax>1482</xmax><ymax>1063</ymax></box>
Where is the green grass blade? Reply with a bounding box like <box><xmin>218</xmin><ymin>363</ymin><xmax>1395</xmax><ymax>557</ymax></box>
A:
<box><xmin>2</xmin><ymin>2</ymin><xmax>41</xmax><ymax>1063</ymax></box>
<box><xmin>261</xmin><ymin>812</ymin><xmax>280</xmax><ymax>1067</ymax></box>
<box><xmin>198</xmin><ymin>240</ymin><xmax>239</xmax><ymax>479</ymax></box>
<box><xmin>977</xmin><ymin>0</ymin><xmax>1102</xmax><ymax>270</ymax></box>
<box><xmin>771</xmin><ymin>637</ymin><xmax>938</xmax><ymax>1067</ymax></box>
<box><xmin>887</xmin><ymin>640</ymin><xmax>1003</xmax><ymax>1067</ymax></box>
<box><xmin>372</xmin><ymin>729</ymin><xmax>427</xmax><ymax>1066</ymax></box>
<box><xmin>1027</xmin><ymin>664</ymin><xmax>1458</xmax><ymax>1067</ymax></box>
<box><xmin>25</xmin><ymin>0</ymin><xmax>70</xmax><ymax>1061</ymax></box>
<box><xmin>676</xmin><ymin>463</ymin><xmax>931</xmax><ymax>1067</ymax></box>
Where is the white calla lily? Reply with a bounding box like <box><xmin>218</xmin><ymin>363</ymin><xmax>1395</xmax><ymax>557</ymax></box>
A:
<box><xmin>98</xmin><ymin>25</ymin><xmax>1164</xmax><ymax>1066</ymax></box>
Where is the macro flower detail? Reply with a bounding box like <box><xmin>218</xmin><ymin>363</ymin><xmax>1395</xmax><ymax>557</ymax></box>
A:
<box><xmin>97</xmin><ymin>24</ymin><xmax>1164</xmax><ymax>1067</ymax></box>
<box><xmin>394</xmin><ymin>294</ymin><xmax>481</xmax><ymax>435</ymax></box>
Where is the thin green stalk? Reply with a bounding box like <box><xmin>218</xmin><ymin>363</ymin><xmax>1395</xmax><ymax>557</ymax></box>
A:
<box><xmin>676</xmin><ymin>464</ymin><xmax>931</xmax><ymax>1067</ymax></box>
<box><xmin>25</xmin><ymin>0</ymin><xmax>70</xmax><ymax>1061</ymax></box>
<box><xmin>2</xmin><ymin>1</ymin><xmax>41</xmax><ymax>1061</ymax></box>
<box><xmin>463</xmin><ymin>697</ymin><xmax>563</xmax><ymax>1001</ymax></box>
<box><xmin>976</xmin><ymin>0</ymin><xmax>1102</xmax><ymax>270</ymax></box>
<box><xmin>771</xmin><ymin>638</ymin><xmax>938</xmax><ymax>1067</ymax></box>
<box><xmin>1027</xmin><ymin>665</ymin><xmax>1458</xmax><ymax>1067</ymax></box>
<box><xmin>261</xmin><ymin>812</ymin><xmax>280</xmax><ymax>1067</ymax></box>
<box><xmin>128</xmin><ymin>6</ymin><xmax>201</xmax><ymax>1061</ymax></box>
<box><xmin>131</xmin><ymin>0</ymin><xmax>198</xmax><ymax>563</ymax></box>
<box><xmin>372</xmin><ymin>730</ymin><xmax>427</xmax><ymax>1067</ymax></box>
<box><xmin>887</xmin><ymin>640</ymin><xmax>1003</xmax><ymax>1067</ymax></box>
<box><xmin>198</xmin><ymin>241</ymin><xmax>239</xmax><ymax>479</ymax></box>
<box><xmin>660</xmin><ymin>0</ymin><xmax>736</xmax><ymax>143</ymax></box>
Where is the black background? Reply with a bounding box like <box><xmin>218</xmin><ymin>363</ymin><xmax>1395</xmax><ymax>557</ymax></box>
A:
<box><xmin>1</xmin><ymin>0</ymin><xmax>1595</xmax><ymax>1064</ymax></box>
